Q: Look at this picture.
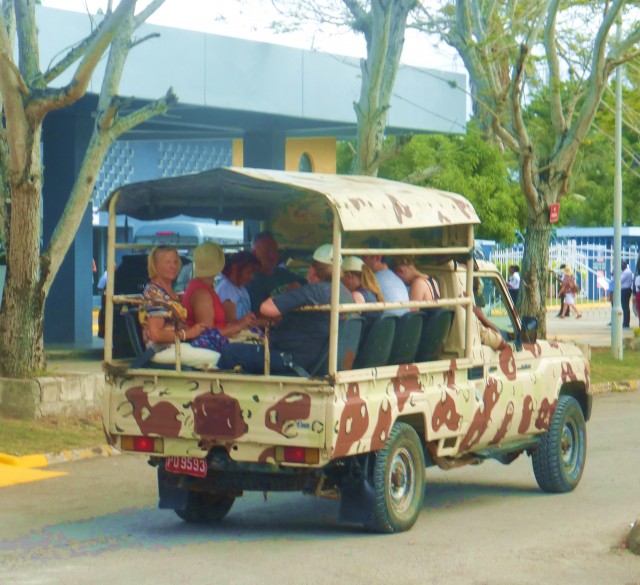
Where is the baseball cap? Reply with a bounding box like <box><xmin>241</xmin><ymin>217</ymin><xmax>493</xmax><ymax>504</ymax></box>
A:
<box><xmin>342</xmin><ymin>256</ymin><xmax>364</xmax><ymax>272</ymax></box>
<box><xmin>312</xmin><ymin>244</ymin><xmax>340</xmax><ymax>265</ymax></box>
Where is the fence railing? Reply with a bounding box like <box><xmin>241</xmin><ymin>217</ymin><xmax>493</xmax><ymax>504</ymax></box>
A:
<box><xmin>490</xmin><ymin>242</ymin><xmax>638</xmax><ymax>307</ymax></box>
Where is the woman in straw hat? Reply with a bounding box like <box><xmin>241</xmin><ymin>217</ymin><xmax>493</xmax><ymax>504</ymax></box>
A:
<box><xmin>182</xmin><ymin>243</ymin><xmax>258</xmax><ymax>352</ymax></box>
<box><xmin>559</xmin><ymin>266</ymin><xmax>582</xmax><ymax>319</ymax></box>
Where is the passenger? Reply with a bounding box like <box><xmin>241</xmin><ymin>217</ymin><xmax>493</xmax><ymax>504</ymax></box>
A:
<box><xmin>246</xmin><ymin>231</ymin><xmax>306</xmax><ymax>313</ymax></box>
<box><xmin>139</xmin><ymin>246</ymin><xmax>220</xmax><ymax>369</ymax></box>
<box><xmin>342</xmin><ymin>255</ymin><xmax>384</xmax><ymax>320</ymax></box>
<box><xmin>182</xmin><ymin>243</ymin><xmax>257</xmax><ymax>351</ymax></box>
<box><xmin>393</xmin><ymin>255</ymin><xmax>441</xmax><ymax>305</ymax></box>
<box><xmin>362</xmin><ymin>252</ymin><xmax>409</xmax><ymax>316</ymax></box>
<box><xmin>218</xmin><ymin>244</ymin><xmax>353</xmax><ymax>374</ymax></box>
<box><xmin>216</xmin><ymin>251</ymin><xmax>262</xmax><ymax>322</ymax></box>
<box><xmin>473</xmin><ymin>278</ymin><xmax>507</xmax><ymax>351</ymax></box>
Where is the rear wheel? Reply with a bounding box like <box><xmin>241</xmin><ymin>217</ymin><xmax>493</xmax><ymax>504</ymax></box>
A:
<box><xmin>532</xmin><ymin>395</ymin><xmax>586</xmax><ymax>493</ymax></box>
<box><xmin>175</xmin><ymin>491</ymin><xmax>235</xmax><ymax>523</ymax></box>
<box><xmin>368</xmin><ymin>422</ymin><xmax>425</xmax><ymax>533</ymax></box>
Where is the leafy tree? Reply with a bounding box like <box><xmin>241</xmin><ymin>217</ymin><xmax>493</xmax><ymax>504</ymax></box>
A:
<box><xmin>272</xmin><ymin>0</ymin><xmax>418</xmax><ymax>176</ymax></box>
<box><xmin>377</xmin><ymin>123</ymin><xmax>524</xmax><ymax>242</ymax></box>
<box><xmin>0</xmin><ymin>0</ymin><xmax>176</xmax><ymax>377</ymax></box>
<box><xmin>415</xmin><ymin>0</ymin><xmax>640</xmax><ymax>336</ymax></box>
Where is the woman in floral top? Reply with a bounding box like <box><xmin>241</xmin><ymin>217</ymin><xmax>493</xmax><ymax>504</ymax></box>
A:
<box><xmin>139</xmin><ymin>247</ymin><xmax>221</xmax><ymax>368</ymax></box>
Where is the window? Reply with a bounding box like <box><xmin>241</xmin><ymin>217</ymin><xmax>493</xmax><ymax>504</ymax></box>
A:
<box><xmin>475</xmin><ymin>275</ymin><xmax>517</xmax><ymax>340</ymax></box>
<box><xmin>298</xmin><ymin>153</ymin><xmax>313</xmax><ymax>172</ymax></box>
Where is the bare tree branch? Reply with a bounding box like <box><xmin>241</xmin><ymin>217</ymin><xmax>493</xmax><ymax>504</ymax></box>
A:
<box><xmin>133</xmin><ymin>0</ymin><xmax>166</xmax><ymax>28</ymax></box>
<box><xmin>0</xmin><ymin>50</ymin><xmax>28</xmax><ymax>95</ymax></box>
<box><xmin>130</xmin><ymin>32</ymin><xmax>160</xmax><ymax>49</ymax></box>
<box><xmin>110</xmin><ymin>88</ymin><xmax>178</xmax><ymax>138</ymax></box>
<box><xmin>14</xmin><ymin>0</ymin><xmax>40</xmax><ymax>85</ymax></box>
<box><xmin>544</xmin><ymin>0</ymin><xmax>565</xmax><ymax>135</ymax></box>
<box><xmin>26</xmin><ymin>0</ymin><xmax>136</xmax><ymax>119</ymax></box>
<box><xmin>403</xmin><ymin>165</ymin><xmax>439</xmax><ymax>185</ymax></box>
<box><xmin>43</xmin><ymin>87</ymin><xmax>178</xmax><ymax>291</ymax></box>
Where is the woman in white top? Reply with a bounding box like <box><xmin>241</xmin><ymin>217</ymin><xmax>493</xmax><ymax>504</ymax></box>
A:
<box><xmin>215</xmin><ymin>251</ymin><xmax>261</xmax><ymax>324</ymax></box>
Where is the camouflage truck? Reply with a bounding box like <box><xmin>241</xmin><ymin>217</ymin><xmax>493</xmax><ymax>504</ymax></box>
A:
<box><xmin>100</xmin><ymin>168</ymin><xmax>591</xmax><ymax>533</ymax></box>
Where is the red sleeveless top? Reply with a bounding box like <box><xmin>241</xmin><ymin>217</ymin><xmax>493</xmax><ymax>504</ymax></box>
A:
<box><xmin>182</xmin><ymin>279</ymin><xmax>227</xmax><ymax>329</ymax></box>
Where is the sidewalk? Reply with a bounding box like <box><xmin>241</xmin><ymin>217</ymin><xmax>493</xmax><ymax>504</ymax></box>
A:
<box><xmin>545</xmin><ymin>304</ymin><xmax>637</xmax><ymax>348</ymax></box>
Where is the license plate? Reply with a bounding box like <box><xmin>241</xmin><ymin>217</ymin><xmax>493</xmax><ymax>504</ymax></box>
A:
<box><xmin>165</xmin><ymin>456</ymin><xmax>208</xmax><ymax>478</ymax></box>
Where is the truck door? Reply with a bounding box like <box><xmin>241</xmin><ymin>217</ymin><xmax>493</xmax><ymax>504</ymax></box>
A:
<box><xmin>466</xmin><ymin>274</ymin><xmax>530</xmax><ymax>449</ymax></box>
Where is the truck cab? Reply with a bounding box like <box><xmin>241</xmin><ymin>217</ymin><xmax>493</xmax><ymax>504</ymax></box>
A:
<box><xmin>100</xmin><ymin>167</ymin><xmax>591</xmax><ymax>533</ymax></box>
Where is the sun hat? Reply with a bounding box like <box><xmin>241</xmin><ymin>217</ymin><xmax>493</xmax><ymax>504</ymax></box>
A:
<box><xmin>193</xmin><ymin>242</ymin><xmax>225</xmax><ymax>277</ymax></box>
<box><xmin>562</xmin><ymin>266</ymin><xmax>573</xmax><ymax>276</ymax></box>
<box><xmin>312</xmin><ymin>244</ymin><xmax>340</xmax><ymax>265</ymax></box>
<box><xmin>342</xmin><ymin>256</ymin><xmax>364</xmax><ymax>272</ymax></box>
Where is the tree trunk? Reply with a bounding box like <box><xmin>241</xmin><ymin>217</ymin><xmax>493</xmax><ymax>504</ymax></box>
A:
<box><xmin>0</xmin><ymin>127</ymin><xmax>46</xmax><ymax>377</ymax></box>
<box><xmin>350</xmin><ymin>0</ymin><xmax>414</xmax><ymax>176</ymax></box>
<box><xmin>518</xmin><ymin>209</ymin><xmax>552</xmax><ymax>339</ymax></box>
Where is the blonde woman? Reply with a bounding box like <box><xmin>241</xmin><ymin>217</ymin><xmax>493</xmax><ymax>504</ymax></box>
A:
<box><xmin>559</xmin><ymin>266</ymin><xmax>582</xmax><ymax>319</ymax></box>
<box><xmin>140</xmin><ymin>246</ymin><xmax>220</xmax><ymax>368</ymax></box>
<box><xmin>342</xmin><ymin>256</ymin><xmax>385</xmax><ymax>304</ymax></box>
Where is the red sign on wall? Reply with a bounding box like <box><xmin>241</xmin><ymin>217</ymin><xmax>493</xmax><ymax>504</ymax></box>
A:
<box><xmin>549</xmin><ymin>202</ymin><xmax>560</xmax><ymax>223</ymax></box>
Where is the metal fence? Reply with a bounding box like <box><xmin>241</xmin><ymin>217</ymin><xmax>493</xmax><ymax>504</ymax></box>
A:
<box><xmin>490</xmin><ymin>242</ymin><xmax>639</xmax><ymax>308</ymax></box>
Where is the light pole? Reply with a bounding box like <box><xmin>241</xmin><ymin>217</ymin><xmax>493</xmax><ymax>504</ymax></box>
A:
<box><xmin>611</xmin><ymin>22</ymin><xmax>623</xmax><ymax>360</ymax></box>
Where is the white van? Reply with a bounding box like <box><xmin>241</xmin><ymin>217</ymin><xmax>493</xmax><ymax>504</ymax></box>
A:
<box><xmin>133</xmin><ymin>220</ymin><xmax>243</xmax><ymax>249</ymax></box>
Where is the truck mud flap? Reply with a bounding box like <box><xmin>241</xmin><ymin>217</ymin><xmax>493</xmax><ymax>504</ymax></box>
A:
<box><xmin>158</xmin><ymin>480</ymin><xmax>189</xmax><ymax>510</ymax></box>
<box><xmin>338</xmin><ymin>456</ymin><xmax>376</xmax><ymax>524</ymax></box>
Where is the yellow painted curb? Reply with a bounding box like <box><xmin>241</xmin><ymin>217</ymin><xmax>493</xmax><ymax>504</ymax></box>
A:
<box><xmin>0</xmin><ymin>452</ymin><xmax>48</xmax><ymax>468</ymax></box>
<box><xmin>0</xmin><ymin>445</ymin><xmax>119</xmax><ymax>469</ymax></box>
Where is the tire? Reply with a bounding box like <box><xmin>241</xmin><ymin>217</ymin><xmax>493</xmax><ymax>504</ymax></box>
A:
<box><xmin>368</xmin><ymin>422</ymin><xmax>426</xmax><ymax>533</ymax></box>
<box><xmin>532</xmin><ymin>395</ymin><xmax>586</xmax><ymax>493</ymax></box>
<box><xmin>175</xmin><ymin>491</ymin><xmax>235</xmax><ymax>523</ymax></box>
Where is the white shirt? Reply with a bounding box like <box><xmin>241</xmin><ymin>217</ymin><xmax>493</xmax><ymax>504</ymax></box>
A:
<box><xmin>508</xmin><ymin>272</ymin><xmax>520</xmax><ymax>290</ymax></box>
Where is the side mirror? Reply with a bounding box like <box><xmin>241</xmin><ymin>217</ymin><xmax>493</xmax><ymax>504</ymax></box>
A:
<box><xmin>520</xmin><ymin>316</ymin><xmax>538</xmax><ymax>344</ymax></box>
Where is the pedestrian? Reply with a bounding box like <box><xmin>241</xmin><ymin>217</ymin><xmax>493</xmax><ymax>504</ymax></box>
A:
<box><xmin>555</xmin><ymin>263</ymin><xmax>566</xmax><ymax>317</ymax></box>
<box><xmin>559</xmin><ymin>266</ymin><xmax>582</xmax><ymax>319</ymax></box>
<box><xmin>635</xmin><ymin>270</ymin><xmax>640</xmax><ymax>326</ymax></box>
<box><xmin>507</xmin><ymin>265</ymin><xmax>520</xmax><ymax>305</ymax></box>
<box><xmin>621</xmin><ymin>261</ymin><xmax>633</xmax><ymax>329</ymax></box>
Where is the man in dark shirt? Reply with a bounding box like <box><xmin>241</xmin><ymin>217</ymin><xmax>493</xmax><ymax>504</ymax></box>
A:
<box><xmin>218</xmin><ymin>244</ymin><xmax>352</xmax><ymax>374</ymax></box>
<box><xmin>246</xmin><ymin>231</ymin><xmax>305</xmax><ymax>313</ymax></box>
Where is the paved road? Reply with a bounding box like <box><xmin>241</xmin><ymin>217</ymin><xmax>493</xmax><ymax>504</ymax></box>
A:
<box><xmin>1</xmin><ymin>392</ymin><xmax>639</xmax><ymax>585</ymax></box>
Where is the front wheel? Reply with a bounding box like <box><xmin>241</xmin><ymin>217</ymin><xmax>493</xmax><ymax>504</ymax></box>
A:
<box><xmin>175</xmin><ymin>491</ymin><xmax>235</xmax><ymax>523</ymax></box>
<box><xmin>368</xmin><ymin>422</ymin><xmax>425</xmax><ymax>533</ymax></box>
<box><xmin>532</xmin><ymin>395</ymin><xmax>586</xmax><ymax>493</ymax></box>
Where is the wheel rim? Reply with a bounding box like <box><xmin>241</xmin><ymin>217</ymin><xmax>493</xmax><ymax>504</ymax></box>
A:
<box><xmin>388</xmin><ymin>447</ymin><xmax>416</xmax><ymax>514</ymax></box>
<box><xmin>560</xmin><ymin>417</ymin><xmax>579</xmax><ymax>473</ymax></box>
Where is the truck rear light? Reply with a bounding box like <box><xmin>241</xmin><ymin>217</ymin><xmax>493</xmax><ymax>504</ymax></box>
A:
<box><xmin>120</xmin><ymin>435</ymin><xmax>164</xmax><ymax>454</ymax></box>
<box><xmin>275</xmin><ymin>446</ymin><xmax>319</xmax><ymax>464</ymax></box>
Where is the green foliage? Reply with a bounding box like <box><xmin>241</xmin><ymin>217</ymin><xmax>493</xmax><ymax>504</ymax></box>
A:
<box><xmin>521</xmin><ymin>80</ymin><xmax>640</xmax><ymax>228</ymax></box>
<box><xmin>374</xmin><ymin>123</ymin><xmax>524</xmax><ymax>242</ymax></box>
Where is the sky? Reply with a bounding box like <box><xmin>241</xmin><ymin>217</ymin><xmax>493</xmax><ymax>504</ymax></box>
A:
<box><xmin>40</xmin><ymin>0</ymin><xmax>462</xmax><ymax>72</ymax></box>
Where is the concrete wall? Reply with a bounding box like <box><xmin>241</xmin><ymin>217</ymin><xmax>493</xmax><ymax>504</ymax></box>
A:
<box><xmin>0</xmin><ymin>374</ymin><xmax>105</xmax><ymax>420</ymax></box>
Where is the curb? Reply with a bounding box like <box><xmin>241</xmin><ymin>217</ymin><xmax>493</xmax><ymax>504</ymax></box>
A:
<box><xmin>591</xmin><ymin>379</ymin><xmax>640</xmax><ymax>395</ymax></box>
<box><xmin>0</xmin><ymin>444</ymin><xmax>119</xmax><ymax>469</ymax></box>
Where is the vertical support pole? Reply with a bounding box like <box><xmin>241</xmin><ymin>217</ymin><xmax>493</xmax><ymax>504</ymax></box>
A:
<box><xmin>465</xmin><ymin>225</ymin><xmax>475</xmax><ymax>360</ymax></box>
<box><xmin>328</xmin><ymin>213</ymin><xmax>342</xmax><ymax>377</ymax></box>
<box><xmin>612</xmin><ymin>22</ymin><xmax>623</xmax><ymax>360</ymax></box>
<box><xmin>104</xmin><ymin>192</ymin><xmax>119</xmax><ymax>363</ymax></box>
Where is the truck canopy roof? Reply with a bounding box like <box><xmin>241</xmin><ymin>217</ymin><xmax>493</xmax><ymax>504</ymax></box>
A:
<box><xmin>101</xmin><ymin>168</ymin><xmax>479</xmax><ymax>246</ymax></box>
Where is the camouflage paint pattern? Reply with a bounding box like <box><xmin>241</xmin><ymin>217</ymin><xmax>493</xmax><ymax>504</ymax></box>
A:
<box><xmin>102</xmin><ymin>263</ymin><xmax>590</xmax><ymax>468</ymax></box>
